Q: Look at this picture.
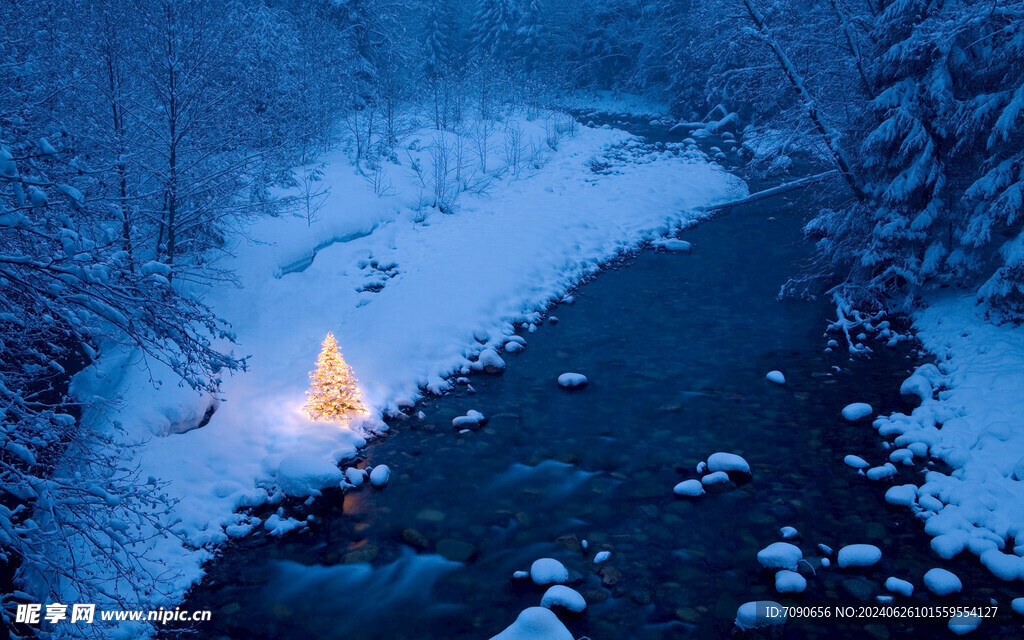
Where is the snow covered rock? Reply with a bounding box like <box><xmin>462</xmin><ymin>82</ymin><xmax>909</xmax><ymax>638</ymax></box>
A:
<box><xmin>908</xmin><ymin>442</ymin><xmax>929</xmax><ymax>457</ymax></box>
<box><xmin>766</xmin><ymin>370</ymin><xmax>786</xmax><ymax>384</ymax></box>
<box><xmin>735</xmin><ymin>601</ymin><xmax>787</xmax><ymax>631</ymax></box>
<box><xmin>540</xmin><ymin>585</ymin><xmax>587</xmax><ymax>613</ymax></box>
<box><xmin>557</xmin><ymin>373</ymin><xmax>588</xmax><ymax>389</ymax></box>
<box><xmin>930</xmin><ymin>532</ymin><xmax>970</xmax><ymax>560</ymax></box>
<box><xmin>885</xmin><ymin>577</ymin><xmax>914</xmax><ymax>597</ymax></box>
<box><xmin>263</xmin><ymin>513</ymin><xmax>307</xmax><ymax>536</ymax></box>
<box><xmin>707</xmin><ymin>452</ymin><xmax>750</xmax><ymax>475</ymax></box>
<box><xmin>889</xmin><ymin>448</ymin><xmax>914</xmax><ymax>465</ymax></box>
<box><xmin>979</xmin><ymin>549</ymin><xmax>1024</xmax><ymax>580</ymax></box>
<box><xmin>924</xmin><ymin>568</ymin><xmax>962</xmax><ymax>595</ymax></box>
<box><xmin>473</xmin><ymin>348</ymin><xmax>506</xmax><ymax>374</ymax></box>
<box><xmin>593</xmin><ymin>551</ymin><xmax>611</xmax><ymax>563</ymax></box>
<box><xmin>780</xmin><ymin>526</ymin><xmax>798</xmax><ymax>539</ymax></box>
<box><xmin>842</xmin><ymin>403</ymin><xmax>873</xmax><ymax>421</ymax></box>
<box><xmin>885</xmin><ymin>485</ymin><xmax>917</xmax><ymax>506</ymax></box>
<box><xmin>1012</xmin><ymin>598</ymin><xmax>1024</xmax><ymax>615</ymax></box>
<box><xmin>844</xmin><ymin>455</ymin><xmax>869</xmax><ymax>469</ymax></box>
<box><xmin>652</xmin><ymin>238</ymin><xmax>692</xmax><ymax>251</ymax></box>
<box><xmin>673</xmin><ymin>479</ymin><xmax>705</xmax><ymax>497</ymax></box>
<box><xmin>900</xmin><ymin>373</ymin><xmax>933</xmax><ymax>403</ymax></box>
<box><xmin>837</xmin><ymin>544</ymin><xmax>882</xmax><ymax>569</ymax></box>
<box><xmin>452</xmin><ymin>410</ymin><xmax>486</xmax><ymax>429</ymax></box>
<box><xmin>775</xmin><ymin>570</ymin><xmax>807</xmax><ymax>593</ymax></box>
<box><xmin>344</xmin><ymin>467</ymin><xmax>367</xmax><ymax>487</ymax></box>
<box><xmin>866</xmin><ymin>463</ymin><xmax>897</xmax><ymax>480</ymax></box>
<box><xmin>369</xmin><ymin>464</ymin><xmax>391</xmax><ymax>487</ymax></box>
<box><xmin>948</xmin><ymin>612</ymin><xmax>982</xmax><ymax>635</ymax></box>
<box><xmin>530</xmin><ymin>558</ymin><xmax>569</xmax><ymax>586</ymax></box>
<box><xmin>489</xmin><ymin>607</ymin><xmax>573</xmax><ymax>640</ymax></box>
<box><xmin>757</xmin><ymin>542</ymin><xmax>803</xmax><ymax>571</ymax></box>
<box><xmin>276</xmin><ymin>456</ymin><xmax>344</xmax><ymax>497</ymax></box>
<box><xmin>701</xmin><ymin>471</ymin><xmax>730</xmax><ymax>486</ymax></box>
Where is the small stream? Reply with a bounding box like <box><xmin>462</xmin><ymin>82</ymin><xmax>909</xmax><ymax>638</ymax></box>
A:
<box><xmin>169</xmin><ymin>117</ymin><xmax>1021</xmax><ymax>640</ymax></box>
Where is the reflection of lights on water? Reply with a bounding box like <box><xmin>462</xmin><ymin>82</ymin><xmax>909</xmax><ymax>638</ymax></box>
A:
<box><xmin>343</xmin><ymin>486</ymin><xmax>371</xmax><ymax>516</ymax></box>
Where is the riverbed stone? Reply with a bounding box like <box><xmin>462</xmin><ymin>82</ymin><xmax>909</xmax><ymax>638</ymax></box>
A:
<box><xmin>675</xmin><ymin>607</ymin><xmax>700</xmax><ymax>623</ymax></box>
<box><xmin>598</xmin><ymin>565</ymin><xmax>622</xmax><ymax>587</ymax></box>
<box><xmin>343</xmin><ymin>544</ymin><xmax>379</xmax><ymax>564</ymax></box>
<box><xmin>401</xmin><ymin>528</ymin><xmax>430</xmax><ymax>550</ymax></box>
<box><xmin>865</xmin><ymin>624</ymin><xmax>891</xmax><ymax>640</ymax></box>
<box><xmin>488</xmin><ymin>413</ymin><xmax>521</xmax><ymax>429</ymax></box>
<box><xmin>842</xmin><ymin>577</ymin><xmax>875</xmax><ymax>600</ymax></box>
<box><xmin>629</xmin><ymin>482</ymin><xmax>667</xmax><ymax>500</ymax></box>
<box><xmin>436</xmin><ymin>538</ymin><xmax>477</xmax><ymax>563</ymax></box>
<box><xmin>556</xmin><ymin>534</ymin><xmax>583</xmax><ymax>553</ymax></box>
<box><xmin>220</xmin><ymin>602</ymin><xmax>242</xmax><ymax>616</ymax></box>
<box><xmin>416</xmin><ymin>508</ymin><xmax>446</xmax><ymax>522</ymax></box>
<box><xmin>580</xmin><ymin>589</ymin><xmax>608</xmax><ymax>604</ymax></box>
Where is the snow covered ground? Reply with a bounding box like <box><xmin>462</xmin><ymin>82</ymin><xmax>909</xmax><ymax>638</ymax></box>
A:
<box><xmin>69</xmin><ymin>110</ymin><xmax>743</xmax><ymax>631</ymax></box>
<box><xmin>874</xmin><ymin>296</ymin><xmax>1024</xmax><ymax>582</ymax></box>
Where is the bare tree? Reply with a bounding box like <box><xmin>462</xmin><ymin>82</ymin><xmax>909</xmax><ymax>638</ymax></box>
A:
<box><xmin>738</xmin><ymin>0</ymin><xmax>866</xmax><ymax>201</ymax></box>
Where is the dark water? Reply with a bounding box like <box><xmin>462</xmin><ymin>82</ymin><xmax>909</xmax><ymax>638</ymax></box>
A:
<box><xmin>170</xmin><ymin>120</ymin><xmax>1022</xmax><ymax>640</ymax></box>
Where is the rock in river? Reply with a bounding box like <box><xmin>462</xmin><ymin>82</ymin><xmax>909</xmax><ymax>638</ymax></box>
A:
<box><xmin>530</xmin><ymin>558</ymin><xmax>569</xmax><ymax>586</ymax></box>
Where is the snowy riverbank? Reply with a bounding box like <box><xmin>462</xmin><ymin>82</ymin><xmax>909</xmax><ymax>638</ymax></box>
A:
<box><xmin>876</xmin><ymin>297</ymin><xmax>1024</xmax><ymax>583</ymax></box>
<box><xmin>69</xmin><ymin>111</ymin><xmax>743</xmax><ymax>634</ymax></box>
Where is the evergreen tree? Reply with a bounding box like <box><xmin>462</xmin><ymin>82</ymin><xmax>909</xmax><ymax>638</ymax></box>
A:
<box><xmin>807</xmin><ymin>0</ymin><xmax>1024</xmax><ymax>320</ymax></box>
<box><xmin>423</xmin><ymin>1</ymin><xmax>460</xmax><ymax>130</ymax></box>
<box><xmin>424</xmin><ymin>2</ymin><xmax>452</xmax><ymax>79</ymax></box>
<box><xmin>472</xmin><ymin>0</ymin><xmax>519</xmax><ymax>62</ymax></box>
<box><xmin>305</xmin><ymin>332</ymin><xmax>368</xmax><ymax>420</ymax></box>
<box><xmin>516</xmin><ymin>0</ymin><xmax>543</xmax><ymax>74</ymax></box>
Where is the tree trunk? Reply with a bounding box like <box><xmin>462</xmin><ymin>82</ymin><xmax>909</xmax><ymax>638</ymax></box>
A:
<box><xmin>164</xmin><ymin>1</ymin><xmax>178</xmax><ymax>272</ymax></box>
<box><xmin>829</xmin><ymin>0</ymin><xmax>875</xmax><ymax>99</ymax></box>
<box><xmin>741</xmin><ymin>0</ymin><xmax>868</xmax><ymax>203</ymax></box>
<box><xmin>106</xmin><ymin>53</ymin><xmax>134</xmax><ymax>271</ymax></box>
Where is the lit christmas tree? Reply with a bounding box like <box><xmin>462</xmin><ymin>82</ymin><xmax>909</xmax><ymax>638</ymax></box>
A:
<box><xmin>304</xmin><ymin>332</ymin><xmax>368</xmax><ymax>421</ymax></box>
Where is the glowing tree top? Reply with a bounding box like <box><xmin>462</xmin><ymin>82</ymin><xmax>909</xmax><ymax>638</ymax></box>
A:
<box><xmin>304</xmin><ymin>332</ymin><xmax>368</xmax><ymax>421</ymax></box>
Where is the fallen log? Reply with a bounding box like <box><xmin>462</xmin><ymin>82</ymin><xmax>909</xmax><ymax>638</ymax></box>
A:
<box><xmin>700</xmin><ymin>170</ymin><xmax>839</xmax><ymax>212</ymax></box>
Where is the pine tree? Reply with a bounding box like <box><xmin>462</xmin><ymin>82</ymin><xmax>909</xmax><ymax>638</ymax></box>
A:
<box><xmin>805</xmin><ymin>0</ymin><xmax>1024</xmax><ymax>319</ymax></box>
<box><xmin>423</xmin><ymin>2</ymin><xmax>450</xmax><ymax>80</ymax></box>
<box><xmin>305</xmin><ymin>332</ymin><xmax>368</xmax><ymax>420</ymax></box>
<box><xmin>472</xmin><ymin>0</ymin><xmax>518</xmax><ymax>62</ymax></box>
<box><xmin>516</xmin><ymin>0</ymin><xmax>543</xmax><ymax>74</ymax></box>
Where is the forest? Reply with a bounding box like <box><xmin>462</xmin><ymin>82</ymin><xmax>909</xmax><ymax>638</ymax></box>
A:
<box><xmin>2</xmin><ymin>0</ymin><xmax>1023</xmax><ymax>638</ymax></box>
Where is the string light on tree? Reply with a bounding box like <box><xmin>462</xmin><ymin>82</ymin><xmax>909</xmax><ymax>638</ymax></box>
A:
<box><xmin>304</xmin><ymin>332</ymin><xmax>368</xmax><ymax>421</ymax></box>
